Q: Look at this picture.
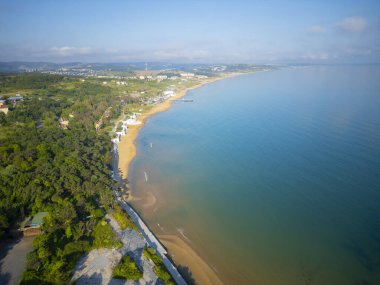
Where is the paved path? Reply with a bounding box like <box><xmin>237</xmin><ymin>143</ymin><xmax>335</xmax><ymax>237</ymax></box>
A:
<box><xmin>111</xmin><ymin>127</ymin><xmax>186</xmax><ymax>285</ymax></box>
<box><xmin>72</xmin><ymin>215</ymin><xmax>159</xmax><ymax>285</ymax></box>
<box><xmin>116</xmin><ymin>198</ymin><xmax>187</xmax><ymax>285</ymax></box>
<box><xmin>0</xmin><ymin>236</ymin><xmax>35</xmax><ymax>285</ymax></box>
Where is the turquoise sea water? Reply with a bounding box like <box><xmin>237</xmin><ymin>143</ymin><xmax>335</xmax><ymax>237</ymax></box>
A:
<box><xmin>130</xmin><ymin>66</ymin><xmax>380</xmax><ymax>285</ymax></box>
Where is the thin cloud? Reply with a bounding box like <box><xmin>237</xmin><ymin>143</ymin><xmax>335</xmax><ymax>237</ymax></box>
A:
<box><xmin>337</xmin><ymin>16</ymin><xmax>368</xmax><ymax>32</ymax></box>
<box><xmin>51</xmin><ymin>46</ymin><xmax>92</xmax><ymax>57</ymax></box>
<box><xmin>307</xmin><ymin>25</ymin><xmax>326</xmax><ymax>34</ymax></box>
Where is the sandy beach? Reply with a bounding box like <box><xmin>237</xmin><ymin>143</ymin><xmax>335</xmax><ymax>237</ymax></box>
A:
<box><xmin>117</xmin><ymin>73</ymin><xmax>245</xmax><ymax>285</ymax></box>
<box><xmin>118</xmin><ymin>74</ymin><xmax>241</xmax><ymax>180</ymax></box>
<box><xmin>158</xmin><ymin>234</ymin><xmax>224</xmax><ymax>285</ymax></box>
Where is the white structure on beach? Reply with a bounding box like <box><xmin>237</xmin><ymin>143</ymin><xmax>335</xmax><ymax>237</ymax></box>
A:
<box><xmin>108</xmin><ymin>117</ymin><xmax>187</xmax><ymax>285</ymax></box>
<box><xmin>180</xmin><ymin>73</ymin><xmax>195</xmax><ymax>78</ymax></box>
<box><xmin>112</xmin><ymin>117</ymin><xmax>131</xmax><ymax>143</ymax></box>
<box><xmin>125</xmin><ymin>113</ymin><xmax>142</xmax><ymax>125</ymax></box>
<box><xmin>126</xmin><ymin>118</ymin><xmax>142</xmax><ymax>125</ymax></box>
<box><xmin>163</xmin><ymin>90</ymin><xmax>175</xmax><ymax>97</ymax></box>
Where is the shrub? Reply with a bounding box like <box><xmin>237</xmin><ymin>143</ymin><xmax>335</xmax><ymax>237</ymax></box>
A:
<box><xmin>112</xmin><ymin>210</ymin><xmax>137</xmax><ymax>230</ymax></box>
<box><xmin>112</xmin><ymin>255</ymin><xmax>143</xmax><ymax>280</ymax></box>
<box><xmin>20</xmin><ymin>270</ymin><xmax>49</xmax><ymax>285</ymax></box>
<box><xmin>143</xmin><ymin>247</ymin><xmax>174</xmax><ymax>284</ymax></box>
<box><xmin>91</xmin><ymin>219</ymin><xmax>122</xmax><ymax>249</ymax></box>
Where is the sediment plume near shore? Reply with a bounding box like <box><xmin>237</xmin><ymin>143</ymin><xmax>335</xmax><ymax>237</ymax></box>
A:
<box><xmin>117</xmin><ymin>73</ymin><xmax>245</xmax><ymax>285</ymax></box>
<box><xmin>118</xmin><ymin>74</ymin><xmax>242</xmax><ymax>180</ymax></box>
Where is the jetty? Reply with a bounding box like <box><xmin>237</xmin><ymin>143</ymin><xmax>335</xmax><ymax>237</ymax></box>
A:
<box><xmin>171</xmin><ymin>99</ymin><xmax>194</xmax><ymax>102</ymax></box>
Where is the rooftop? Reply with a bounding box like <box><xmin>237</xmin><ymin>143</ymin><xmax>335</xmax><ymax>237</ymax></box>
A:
<box><xmin>30</xmin><ymin>212</ymin><xmax>49</xmax><ymax>227</ymax></box>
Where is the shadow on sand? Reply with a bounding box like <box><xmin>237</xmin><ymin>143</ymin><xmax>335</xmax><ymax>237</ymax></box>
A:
<box><xmin>178</xmin><ymin>265</ymin><xmax>197</xmax><ymax>285</ymax></box>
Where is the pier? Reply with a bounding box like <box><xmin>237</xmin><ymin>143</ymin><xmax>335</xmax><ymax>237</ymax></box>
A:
<box><xmin>171</xmin><ymin>99</ymin><xmax>194</xmax><ymax>102</ymax></box>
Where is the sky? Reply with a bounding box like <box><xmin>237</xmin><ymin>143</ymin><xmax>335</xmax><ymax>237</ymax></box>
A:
<box><xmin>0</xmin><ymin>0</ymin><xmax>380</xmax><ymax>64</ymax></box>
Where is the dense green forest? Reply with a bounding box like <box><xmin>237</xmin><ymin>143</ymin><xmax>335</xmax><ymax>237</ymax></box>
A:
<box><xmin>0</xmin><ymin>74</ymin><xmax>131</xmax><ymax>283</ymax></box>
<box><xmin>0</xmin><ymin>72</ymin><xmax>201</xmax><ymax>284</ymax></box>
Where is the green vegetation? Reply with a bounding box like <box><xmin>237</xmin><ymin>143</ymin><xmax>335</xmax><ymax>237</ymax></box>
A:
<box><xmin>143</xmin><ymin>247</ymin><xmax>175</xmax><ymax>285</ymax></box>
<box><xmin>112</xmin><ymin>255</ymin><xmax>143</xmax><ymax>280</ymax></box>
<box><xmin>112</xmin><ymin>205</ymin><xmax>137</xmax><ymax>230</ymax></box>
<box><xmin>0</xmin><ymin>72</ymin><xmax>204</xmax><ymax>284</ymax></box>
<box><xmin>0</xmin><ymin>74</ymin><xmax>124</xmax><ymax>284</ymax></box>
<box><xmin>92</xmin><ymin>219</ymin><xmax>122</xmax><ymax>249</ymax></box>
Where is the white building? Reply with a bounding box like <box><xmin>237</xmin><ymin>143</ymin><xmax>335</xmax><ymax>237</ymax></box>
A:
<box><xmin>180</xmin><ymin>73</ymin><xmax>195</xmax><ymax>78</ymax></box>
<box><xmin>163</xmin><ymin>90</ymin><xmax>175</xmax><ymax>97</ymax></box>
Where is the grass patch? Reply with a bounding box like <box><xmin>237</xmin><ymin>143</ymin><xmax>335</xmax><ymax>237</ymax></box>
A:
<box><xmin>92</xmin><ymin>219</ymin><xmax>122</xmax><ymax>249</ymax></box>
<box><xmin>112</xmin><ymin>206</ymin><xmax>138</xmax><ymax>231</ymax></box>
<box><xmin>143</xmin><ymin>247</ymin><xmax>175</xmax><ymax>285</ymax></box>
<box><xmin>112</xmin><ymin>255</ymin><xmax>143</xmax><ymax>280</ymax></box>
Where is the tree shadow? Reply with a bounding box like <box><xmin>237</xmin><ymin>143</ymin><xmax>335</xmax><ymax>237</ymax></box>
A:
<box><xmin>177</xmin><ymin>265</ymin><xmax>197</xmax><ymax>285</ymax></box>
<box><xmin>0</xmin><ymin>272</ymin><xmax>11</xmax><ymax>285</ymax></box>
<box><xmin>75</xmin><ymin>272</ymin><xmax>103</xmax><ymax>285</ymax></box>
<box><xmin>0</xmin><ymin>236</ymin><xmax>22</xmax><ymax>284</ymax></box>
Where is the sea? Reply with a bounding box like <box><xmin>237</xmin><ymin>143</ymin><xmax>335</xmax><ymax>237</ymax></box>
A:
<box><xmin>129</xmin><ymin>65</ymin><xmax>380</xmax><ymax>285</ymax></box>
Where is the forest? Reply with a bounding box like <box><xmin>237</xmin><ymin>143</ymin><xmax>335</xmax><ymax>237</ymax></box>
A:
<box><xmin>0</xmin><ymin>73</ymin><xmax>134</xmax><ymax>283</ymax></box>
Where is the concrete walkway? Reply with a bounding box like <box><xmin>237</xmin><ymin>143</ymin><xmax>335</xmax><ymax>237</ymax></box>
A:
<box><xmin>72</xmin><ymin>215</ymin><xmax>159</xmax><ymax>285</ymax></box>
<box><xmin>116</xmin><ymin>198</ymin><xmax>187</xmax><ymax>285</ymax></box>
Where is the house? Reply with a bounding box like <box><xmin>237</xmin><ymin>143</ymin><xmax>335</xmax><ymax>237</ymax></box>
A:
<box><xmin>8</xmin><ymin>95</ymin><xmax>23</xmax><ymax>101</ymax></box>
<box><xmin>0</xmin><ymin>105</ymin><xmax>8</xmax><ymax>115</ymax></box>
<box><xmin>20</xmin><ymin>212</ymin><xmax>49</xmax><ymax>237</ymax></box>
<box><xmin>180</xmin><ymin>73</ymin><xmax>195</xmax><ymax>78</ymax></box>
<box><xmin>163</xmin><ymin>90</ymin><xmax>175</xmax><ymax>97</ymax></box>
<box><xmin>59</xmin><ymin>117</ymin><xmax>69</xmax><ymax>129</ymax></box>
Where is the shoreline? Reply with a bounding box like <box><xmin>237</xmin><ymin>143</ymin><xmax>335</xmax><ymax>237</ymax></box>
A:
<box><xmin>118</xmin><ymin>72</ymin><xmax>244</xmax><ymax>180</ymax></box>
<box><xmin>117</xmin><ymin>72</ymin><xmax>246</xmax><ymax>285</ymax></box>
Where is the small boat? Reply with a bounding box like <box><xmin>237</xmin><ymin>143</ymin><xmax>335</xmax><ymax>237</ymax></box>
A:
<box><xmin>144</xmin><ymin>171</ymin><xmax>148</xmax><ymax>182</ymax></box>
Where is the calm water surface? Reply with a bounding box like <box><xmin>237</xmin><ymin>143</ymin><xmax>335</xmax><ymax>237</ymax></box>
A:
<box><xmin>130</xmin><ymin>66</ymin><xmax>380</xmax><ymax>285</ymax></box>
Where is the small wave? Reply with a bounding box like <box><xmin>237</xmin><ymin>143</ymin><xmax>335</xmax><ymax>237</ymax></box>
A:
<box><xmin>211</xmin><ymin>265</ymin><xmax>219</xmax><ymax>273</ymax></box>
<box><xmin>157</xmin><ymin>223</ymin><xmax>165</xmax><ymax>232</ymax></box>
<box><xmin>176</xmin><ymin>228</ymin><xmax>191</xmax><ymax>243</ymax></box>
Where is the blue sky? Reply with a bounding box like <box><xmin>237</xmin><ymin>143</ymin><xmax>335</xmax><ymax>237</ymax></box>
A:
<box><xmin>0</xmin><ymin>0</ymin><xmax>379</xmax><ymax>63</ymax></box>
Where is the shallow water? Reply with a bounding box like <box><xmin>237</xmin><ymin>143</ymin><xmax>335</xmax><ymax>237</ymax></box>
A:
<box><xmin>130</xmin><ymin>66</ymin><xmax>380</xmax><ymax>285</ymax></box>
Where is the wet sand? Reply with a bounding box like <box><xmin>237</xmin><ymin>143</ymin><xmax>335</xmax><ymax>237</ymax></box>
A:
<box><xmin>129</xmin><ymin>180</ymin><xmax>225</xmax><ymax>285</ymax></box>
<box><xmin>158</xmin><ymin>234</ymin><xmax>224</xmax><ymax>285</ymax></box>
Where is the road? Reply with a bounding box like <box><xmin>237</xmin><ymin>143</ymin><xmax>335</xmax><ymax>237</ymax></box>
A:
<box><xmin>0</xmin><ymin>236</ymin><xmax>35</xmax><ymax>285</ymax></box>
